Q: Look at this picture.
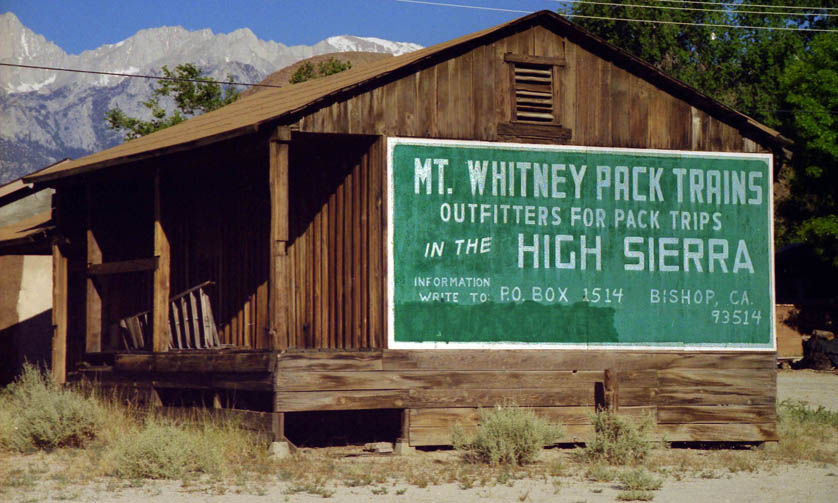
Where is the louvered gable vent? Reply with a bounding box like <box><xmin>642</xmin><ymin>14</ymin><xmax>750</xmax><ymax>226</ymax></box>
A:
<box><xmin>504</xmin><ymin>53</ymin><xmax>566</xmax><ymax>126</ymax></box>
<box><xmin>513</xmin><ymin>62</ymin><xmax>554</xmax><ymax>123</ymax></box>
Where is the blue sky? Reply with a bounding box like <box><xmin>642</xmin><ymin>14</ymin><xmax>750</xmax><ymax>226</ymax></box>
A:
<box><xmin>4</xmin><ymin>0</ymin><xmax>562</xmax><ymax>54</ymax></box>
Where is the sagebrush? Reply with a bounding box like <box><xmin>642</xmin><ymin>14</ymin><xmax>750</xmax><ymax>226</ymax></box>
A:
<box><xmin>582</xmin><ymin>410</ymin><xmax>654</xmax><ymax>465</ymax></box>
<box><xmin>107</xmin><ymin>421</ymin><xmax>223</xmax><ymax>479</ymax></box>
<box><xmin>452</xmin><ymin>404</ymin><xmax>563</xmax><ymax>465</ymax></box>
<box><xmin>0</xmin><ymin>364</ymin><xmax>106</xmax><ymax>451</ymax></box>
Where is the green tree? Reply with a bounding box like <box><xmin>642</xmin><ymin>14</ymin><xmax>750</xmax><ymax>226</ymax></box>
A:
<box><xmin>105</xmin><ymin>63</ymin><xmax>240</xmax><ymax>140</ymax></box>
<box><xmin>561</xmin><ymin>0</ymin><xmax>838</xmax><ymax>266</ymax></box>
<box><xmin>289</xmin><ymin>57</ymin><xmax>352</xmax><ymax>84</ymax></box>
<box><xmin>778</xmin><ymin>33</ymin><xmax>838</xmax><ymax>265</ymax></box>
<box><xmin>560</xmin><ymin>0</ymin><xmax>737</xmax><ymax>101</ymax></box>
<box><xmin>560</xmin><ymin>0</ymin><xmax>832</xmax><ymax>126</ymax></box>
<box><xmin>289</xmin><ymin>61</ymin><xmax>316</xmax><ymax>84</ymax></box>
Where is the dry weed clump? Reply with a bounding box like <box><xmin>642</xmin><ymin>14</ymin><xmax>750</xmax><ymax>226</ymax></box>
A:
<box><xmin>105</xmin><ymin>411</ymin><xmax>270</xmax><ymax>481</ymax></box>
<box><xmin>581</xmin><ymin>410</ymin><xmax>654</xmax><ymax>465</ymax></box>
<box><xmin>106</xmin><ymin>420</ymin><xmax>223</xmax><ymax>479</ymax></box>
<box><xmin>452</xmin><ymin>404</ymin><xmax>564</xmax><ymax>466</ymax></box>
<box><xmin>0</xmin><ymin>364</ymin><xmax>106</xmax><ymax>452</ymax></box>
<box><xmin>618</xmin><ymin>467</ymin><xmax>662</xmax><ymax>491</ymax></box>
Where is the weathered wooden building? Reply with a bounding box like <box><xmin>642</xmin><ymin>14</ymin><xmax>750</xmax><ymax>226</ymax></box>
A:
<box><xmin>27</xmin><ymin>11</ymin><xmax>788</xmax><ymax>445</ymax></box>
<box><xmin>0</xmin><ymin>172</ymin><xmax>56</xmax><ymax>385</ymax></box>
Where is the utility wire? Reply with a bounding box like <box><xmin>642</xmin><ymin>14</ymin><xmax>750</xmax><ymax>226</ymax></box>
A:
<box><xmin>552</xmin><ymin>0</ymin><xmax>837</xmax><ymax>17</ymax></box>
<box><xmin>567</xmin><ymin>12</ymin><xmax>837</xmax><ymax>31</ymax></box>
<box><xmin>397</xmin><ymin>0</ymin><xmax>530</xmax><ymax>13</ymax></box>
<box><xmin>0</xmin><ymin>62</ymin><xmax>282</xmax><ymax>89</ymax></box>
<box><xmin>1</xmin><ymin>23</ymin><xmax>834</xmax><ymax>116</ymax></box>
<box><xmin>396</xmin><ymin>0</ymin><xmax>838</xmax><ymax>32</ymax></box>
<box><xmin>647</xmin><ymin>0</ymin><xmax>838</xmax><ymax>12</ymax></box>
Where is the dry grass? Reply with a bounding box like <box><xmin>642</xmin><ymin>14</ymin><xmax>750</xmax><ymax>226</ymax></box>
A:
<box><xmin>2</xmin><ymin>375</ymin><xmax>838</xmax><ymax>500</ymax></box>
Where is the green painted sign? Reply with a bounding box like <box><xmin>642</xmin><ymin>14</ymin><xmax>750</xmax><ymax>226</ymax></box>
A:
<box><xmin>387</xmin><ymin>138</ymin><xmax>775</xmax><ymax>350</ymax></box>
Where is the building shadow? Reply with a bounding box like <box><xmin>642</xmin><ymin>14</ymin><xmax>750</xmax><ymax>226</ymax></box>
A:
<box><xmin>0</xmin><ymin>309</ymin><xmax>52</xmax><ymax>386</ymax></box>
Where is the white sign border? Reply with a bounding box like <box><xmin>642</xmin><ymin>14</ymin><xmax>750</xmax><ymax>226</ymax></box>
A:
<box><xmin>386</xmin><ymin>137</ymin><xmax>776</xmax><ymax>352</ymax></box>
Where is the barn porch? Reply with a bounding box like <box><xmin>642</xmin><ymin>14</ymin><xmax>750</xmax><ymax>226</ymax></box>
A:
<box><xmin>49</xmin><ymin>128</ymin><xmax>385</xmax><ymax>366</ymax></box>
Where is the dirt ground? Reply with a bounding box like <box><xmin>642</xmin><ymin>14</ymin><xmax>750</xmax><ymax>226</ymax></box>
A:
<box><xmin>3</xmin><ymin>370</ymin><xmax>837</xmax><ymax>503</ymax></box>
<box><xmin>777</xmin><ymin>369</ymin><xmax>838</xmax><ymax>410</ymax></box>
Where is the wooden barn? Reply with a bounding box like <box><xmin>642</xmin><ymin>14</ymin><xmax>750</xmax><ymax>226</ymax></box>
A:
<box><xmin>26</xmin><ymin>11</ymin><xmax>789</xmax><ymax>446</ymax></box>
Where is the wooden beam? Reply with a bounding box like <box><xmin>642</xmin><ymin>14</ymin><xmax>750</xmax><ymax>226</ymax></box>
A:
<box><xmin>503</xmin><ymin>52</ymin><xmax>566</xmax><ymax>66</ymax></box>
<box><xmin>114</xmin><ymin>352</ymin><xmax>275</xmax><ymax>373</ymax></box>
<box><xmin>275</xmin><ymin>351</ymin><xmax>384</xmax><ymax>371</ymax></box>
<box><xmin>85</xmin><ymin>184</ymin><xmax>102</xmax><ymax>353</ymax></box>
<box><xmin>496</xmin><ymin>122</ymin><xmax>572</xmax><ymax>141</ymax></box>
<box><xmin>275</xmin><ymin>370</ymin><xmax>604</xmax><ymax>391</ymax></box>
<box><xmin>88</xmin><ymin>257</ymin><xmax>157</xmax><ymax>276</ymax></box>
<box><xmin>51</xmin><ymin>235</ymin><xmax>67</xmax><ymax>385</ymax></box>
<box><xmin>381</xmin><ymin>350</ymin><xmax>776</xmax><ymax>371</ymax></box>
<box><xmin>269</xmin><ymin>126</ymin><xmax>291</xmax><ymax>350</ymax></box>
<box><xmin>275</xmin><ymin>390</ymin><xmax>408</xmax><ymax>411</ymax></box>
<box><xmin>153</xmin><ymin>169</ymin><xmax>170</xmax><ymax>353</ymax></box>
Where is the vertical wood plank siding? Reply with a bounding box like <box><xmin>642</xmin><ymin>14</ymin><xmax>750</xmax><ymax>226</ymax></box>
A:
<box><xmin>297</xmin><ymin>26</ymin><xmax>766</xmax><ymax>154</ymax></box>
<box><xmin>286</xmin><ymin>136</ymin><xmax>384</xmax><ymax>349</ymax></box>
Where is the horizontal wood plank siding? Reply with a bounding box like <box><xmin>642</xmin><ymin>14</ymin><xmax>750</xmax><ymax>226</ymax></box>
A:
<box><xmin>273</xmin><ymin>350</ymin><xmax>777</xmax><ymax>444</ymax></box>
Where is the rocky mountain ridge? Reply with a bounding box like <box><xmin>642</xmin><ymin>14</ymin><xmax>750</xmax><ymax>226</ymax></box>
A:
<box><xmin>0</xmin><ymin>12</ymin><xmax>421</xmax><ymax>184</ymax></box>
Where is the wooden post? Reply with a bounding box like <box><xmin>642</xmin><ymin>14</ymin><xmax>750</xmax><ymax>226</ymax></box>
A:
<box><xmin>269</xmin><ymin>126</ymin><xmax>291</xmax><ymax>350</ymax></box>
<box><xmin>51</xmin><ymin>222</ymin><xmax>68</xmax><ymax>384</ymax></box>
<box><xmin>604</xmin><ymin>369</ymin><xmax>619</xmax><ymax>412</ymax></box>
<box><xmin>395</xmin><ymin>408</ymin><xmax>414</xmax><ymax>454</ymax></box>
<box><xmin>400</xmin><ymin>409</ymin><xmax>410</xmax><ymax>441</ymax></box>
<box><xmin>272</xmin><ymin>410</ymin><xmax>286</xmax><ymax>442</ymax></box>
<box><xmin>153</xmin><ymin>169</ymin><xmax>171</xmax><ymax>352</ymax></box>
<box><xmin>85</xmin><ymin>184</ymin><xmax>102</xmax><ymax>353</ymax></box>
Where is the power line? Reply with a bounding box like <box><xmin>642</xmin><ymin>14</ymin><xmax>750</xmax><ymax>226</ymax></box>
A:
<box><xmin>647</xmin><ymin>0</ymin><xmax>838</xmax><ymax>12</ymax></box>
<box><xmin>396</xmin><ymin>0</ymin><xmax>530</xmax><ymax>14</ymax></box>
<box><xmin>567</xmin><ymin>12</ymin><xmax>837</xmax><ymax>31</ymax></box>
<box><xmin>0</xmin><ymin>62</ymin><xmax>282</xmax><ymax>89</ymax></box>
<box><xmin>552</xmin><ymin>0</ymin><xmax>837</xmax><ymax>17</ymax></box>
<box><xmin>396</xmin><ymin>0</ymin><xmax>838</xmax><ymax>32</ymax></box>
<box><xmin>1</xmin><ymin>24</ymin><xmax>832</xmax><ymax>117</ymax></box>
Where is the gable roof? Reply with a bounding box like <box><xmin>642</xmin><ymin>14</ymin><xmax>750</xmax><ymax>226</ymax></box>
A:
<box><xmin>0</xmin><ymin>210</ymin><xmax>53</xmax><ymax>251</ymax></box>
<box><xmin>26</xmin><ymin>10</ymin><xmax>790</xmax><ymax>185</ymax></box>
<box><xmin>0</xmin><ymin>163</ymin><xmax>61</xmax><ymax>252</ymax></box>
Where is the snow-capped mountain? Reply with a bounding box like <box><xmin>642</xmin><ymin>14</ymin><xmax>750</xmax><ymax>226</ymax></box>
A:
<box><xmin>0</xmin><ymin>12</ymin><xmax>422</xmax><ymax>184</ymax></box>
